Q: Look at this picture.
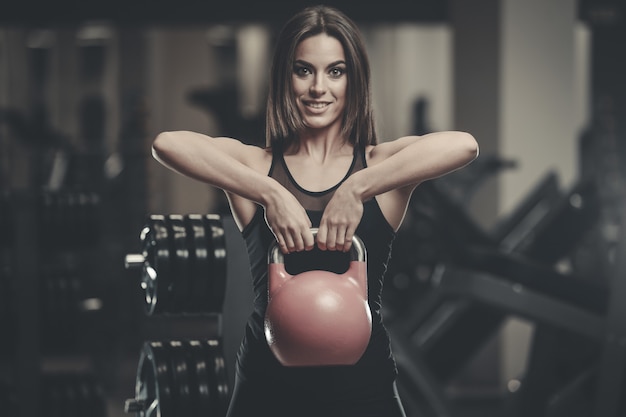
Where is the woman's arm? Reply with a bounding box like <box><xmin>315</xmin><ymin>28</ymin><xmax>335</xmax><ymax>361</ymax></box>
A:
<box><xmin>361</xmin><ymin>130</ymin><xmax>478</xmax><ymax>197</ymax></box>
<box><xmin>152</xmin><ymin>131</ymin><xmax>314</xmax><ymax>252</ymax></box>
<box><xmin>317</xmin><ymin>131</ymin><xmax>479</xmax><ymax>251</ymax></box>
<box><xmin>152</xmin><ymin>130</ymin><xmax>271</xmax><ymax>201</ymax></box>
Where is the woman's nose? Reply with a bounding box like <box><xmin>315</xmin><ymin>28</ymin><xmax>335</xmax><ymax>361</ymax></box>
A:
<box><xmin>309</xmin><ymin>75</ymin><xmax>326</xmax><ymax>96</ymax></box>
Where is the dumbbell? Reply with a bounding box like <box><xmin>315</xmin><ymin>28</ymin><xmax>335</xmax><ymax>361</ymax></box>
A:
<box><xmin>125</xmin><ymin>214</ymin><xmax>227</xmax><ymax>315</ymax></box>
<box><xmin>124</xmin><ymin>339</ymin><xmax>229</xmax><ymax>417</ymax></box>
<box><xmin>41</xmin><ymin>372</ymin><xmax>107</xmax><ymax>417</ymax></box>
<box><xmin>0</xmin><ymin>191</ymin><xmax>13</xmax><ymax>249</ymax></box>
<box><xmin>39</xmin><ymin>269</ymin><xmax>104</xmax><ymax>353</ymax></box>
<box><xmin>0</xmin><ymin>190</ymin><xmax>101</xmax><ymax>250</ymax></box>
<box><xmin>38</xmin><ymin>190</ymin><xmax>101</xmax><ymax>249</ymax></box>
<box><xmin>0</xmin><ymin>265</ymin><xmax>104</xmax><ymax>354</ymax></box>
<box><xmin>0</xmin><ymin>266</ymin><xmax>15</xmax><ymax>355</ymax></box>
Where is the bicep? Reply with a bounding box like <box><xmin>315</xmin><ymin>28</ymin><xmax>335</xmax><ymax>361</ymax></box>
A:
<box><xmin>369</xmin><ymin>132</ymin><xmax>478</xmax><ymax>177</ymax></box>
<box><xmin>153</xmin><ymin>130</ymin><xmax>257</xmax><ymax>166</ymax></box>
<box><xmin>367</xmin><ymin>136</ymin><xmax>420</xmax><ymax>163</ymax></box>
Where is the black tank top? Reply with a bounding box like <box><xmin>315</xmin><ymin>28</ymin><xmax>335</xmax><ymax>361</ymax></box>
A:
<box><xmin>237</xmin><ymin>146</ymin><xmax>398</xmax><ymax>396</ymax></box>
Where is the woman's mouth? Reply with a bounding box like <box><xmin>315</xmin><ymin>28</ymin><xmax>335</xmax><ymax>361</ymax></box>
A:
<box><xmin>304</xmin><ymin>101</ymin><xmax>330</xmax><ymax>109</ymax></box>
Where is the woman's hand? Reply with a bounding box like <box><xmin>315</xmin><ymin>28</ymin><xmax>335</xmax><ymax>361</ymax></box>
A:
<box><xmin>317</xmin><ymin>184</ymin><xmax>363</xmax><ymax>252</ymax></box>
<box><xmin>264</xmin><ymin>189</ymin><xmax>315</xmax><ymax>254</ymax></box>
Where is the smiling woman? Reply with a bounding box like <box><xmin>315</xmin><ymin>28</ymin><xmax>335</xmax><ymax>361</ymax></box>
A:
<box><xmin>291</xmin><ymin>34</ymin><xmax>347</xmax><ymax>132</ymax></box>
<box><xmin>151</xmin><ymin>4</ymin><xmax>478</xmax><ymax>417</ymax></box>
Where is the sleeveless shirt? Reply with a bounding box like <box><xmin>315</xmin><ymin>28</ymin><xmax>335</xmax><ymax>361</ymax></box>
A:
<box><xmin>235</xmin><ymin>146</ymin><xmax>398</xmax><ymax>400</ymax></box>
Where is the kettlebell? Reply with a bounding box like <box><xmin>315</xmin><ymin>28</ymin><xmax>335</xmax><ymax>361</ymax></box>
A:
<box><xmin>264</xmin><ymin>229</ymin><xmax>372</xmax><ymax>367</ymax></box>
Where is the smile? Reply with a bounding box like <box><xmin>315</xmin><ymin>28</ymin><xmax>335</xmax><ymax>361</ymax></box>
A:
<box><xmin>304</xmin><ymin>101</ymin><xmax>331</xmax><ymax>109</ymax></box>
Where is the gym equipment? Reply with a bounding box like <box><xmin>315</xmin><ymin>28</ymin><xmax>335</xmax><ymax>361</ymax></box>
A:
<box><xmin>40</xmin><ymin>270</ymin><xmax>84</xmax><ymax>352</ymax></box>
<box><xmin>391</xmin><ymin>263</ymin><xmax>608</xmax><ymax>417</ymax></box>
<box><xmin>0</xmin><ymin>190</ymin><xmax>14</xmax><ymax>249</ymax></box>
<box><xmin>264</xmin><ymin>229</ymin><xmax>371</xmax><ymax>367</ymax></box>
<box><xmin>41</xmin><ymin>372</ymin><xmax>107</xmax><ymax>417</ymax></box>
<box><xmin>0</xmin><ymin>264</ymin><xmax>16</xmax><ymax>356</ymax></box>
<box><xmin>593</xmin><ymin>215</ymin><xmax>626</xmax><ymax>417</ymax></box>
<box><xmin>125</xmin><ymin>213</ymin><xmax>227</xmax><ymax>315</ymax></box>
<box><xmin>0</xmin><ymin>189</ymin><xmax>101</xmax><ymax>250</ymax></box>
<box><xmin>387</xmin><ymin>175</ymin><xmax>605</xmax><ymax>416</ymax></box>
<box><xmin>39</xmin><ymin>190</ymin><xmax>101</xmax><ymax>249</ymax></box>
<box><xmin>0</xmin><ymin>262</ymin><xmax>104</xmax><ymax>354</ymax></box>
<box><xmin>124</xmin><ymin>339</ymin><xmax>230</xmax><ymax>417</ymax></box>
<box><xmin>384</xmin><ymin>171</ymin><xmax>561</xmax><ymax>318</ymax></box>
<box><xmin>389</xmin><ymin>174</ymin><xmax>601</xmax><ymax>378</ymax></box>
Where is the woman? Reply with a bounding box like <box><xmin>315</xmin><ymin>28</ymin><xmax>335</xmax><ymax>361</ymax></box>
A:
<box><xmin>152</xmin><ymin>5</ymin><xmax>478</xmax><ymax>417</ymax></box>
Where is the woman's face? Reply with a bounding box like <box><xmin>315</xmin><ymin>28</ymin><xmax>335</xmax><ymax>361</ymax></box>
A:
<box><xmin>292</xmin><ymin>33</ymin><xmax>347</xmax><ymax>132</ymax></box>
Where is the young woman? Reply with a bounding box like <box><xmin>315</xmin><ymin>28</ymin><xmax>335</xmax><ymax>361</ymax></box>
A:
<box><xmin>152</xmin><ymin>5</ymin><xmax>478</xmax><ymax>417</ymax></box>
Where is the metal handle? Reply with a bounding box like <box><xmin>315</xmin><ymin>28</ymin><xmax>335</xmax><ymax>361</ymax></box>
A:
<box><xmin>124</xmin><ymin>254</ymin><xmax>145</xmax><ymax>269</ymax></box>
<box><xmin>268</xmin><ymin>228</ymin><xmax>366</xmax><ymax>264</ymax></box>
<box><xmin>124</xmin><ymin>398</ymin><xmax>145</xmax><ymax>413</ymax></box>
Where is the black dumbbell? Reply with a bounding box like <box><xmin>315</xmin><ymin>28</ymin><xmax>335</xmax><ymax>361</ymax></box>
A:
<box><xmin>203</xmin><ymin>214</ymin><xmax>227</xmax><ymax>314</ymax></box>
<box><xmin>125</xmin><ymin>214</ymin><xmax>227</xmax><ymax>315</ymax></box>
<box><xmin>39</xmin><ymin>190</ymin><xmax>101</xmax><ymax>249</ymax></box>
<box><xmin>41</xmin><ymin>372</ymin><xmax>107</xmax><ymax>417</ymax></box>
<box><xmin>125</xmin><ymin>339</ymin><xmax>229</xmax><ymax>417</ymax></box>
<box><xmin>0</xmin><ymin>190</ymin><xmax>100</xmax><ymax>250</ymax></box>
<box><xmin>125</xmin><ymin>214</ymin><xmax>174</xmax><ymax>315</ymax></box>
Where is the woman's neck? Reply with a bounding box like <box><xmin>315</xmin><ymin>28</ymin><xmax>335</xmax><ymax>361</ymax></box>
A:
<box><xmin>287</xmin><ymin>127</ymin><xmax>352</xmax><ymax>160</ymax></box>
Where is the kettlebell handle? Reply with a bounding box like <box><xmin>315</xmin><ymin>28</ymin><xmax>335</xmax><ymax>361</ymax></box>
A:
<box><xmin>268</xmin><ymin>228</ymin><xmax>366</xmax><ymax>265</ymax></box>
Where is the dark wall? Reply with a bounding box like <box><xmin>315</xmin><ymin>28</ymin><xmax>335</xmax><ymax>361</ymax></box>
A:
<box><xmin>1</xmin><ymin>0</ymin><xmax>447</xmax><ymax>26</ymax></box>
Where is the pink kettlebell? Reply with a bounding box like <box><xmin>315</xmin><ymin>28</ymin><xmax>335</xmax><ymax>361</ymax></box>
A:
<box><xmin>264</xmin><ymin>229</ymin><xmax>372</xmax><ymax>367</ymax></box>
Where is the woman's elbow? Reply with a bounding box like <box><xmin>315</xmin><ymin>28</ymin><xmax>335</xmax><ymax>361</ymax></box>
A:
<box><xmin>152</xmin><ymin>131</ymin><xmax>176</xmax><ymax>161</ymax></box>
<box><xmin>459</xmin><ymin>131</ymin><xmax>479</xmax><ymax>162</ymax></box>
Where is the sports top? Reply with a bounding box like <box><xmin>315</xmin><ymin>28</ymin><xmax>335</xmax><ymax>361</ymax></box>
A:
<box><xmin>234</xmin><ymin>145</ymin><xmax>398</xmax><ymax>401</ymax></box>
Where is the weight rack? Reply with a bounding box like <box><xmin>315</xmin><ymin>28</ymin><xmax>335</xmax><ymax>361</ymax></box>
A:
<box><xmin>123</xmin><ymin>213</ymin><xmax>231</xmax><ymax>417</ymax></box>
<box><xmin>1</xmin><ymin>189</ymin><xmax>107</xmax><ymax>417</ymax></box>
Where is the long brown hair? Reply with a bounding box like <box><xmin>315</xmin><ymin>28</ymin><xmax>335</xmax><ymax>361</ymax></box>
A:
<box><xmin>265</xmin><ymin>5</ymin><xmax>378</xmax><ymax>150</ymax></box>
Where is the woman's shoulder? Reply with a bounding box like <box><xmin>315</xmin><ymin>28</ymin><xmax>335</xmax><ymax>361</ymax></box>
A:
<box><xmin>236</xmin><ymin>142</ymin><xmax>274</xmax><ymax>173</ymax></box>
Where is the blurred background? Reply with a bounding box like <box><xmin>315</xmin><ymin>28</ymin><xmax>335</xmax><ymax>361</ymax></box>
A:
<box><xmin>1</xmin><ymin>0</ymin><xmax>625</xmax><ymax>416</ymax></box>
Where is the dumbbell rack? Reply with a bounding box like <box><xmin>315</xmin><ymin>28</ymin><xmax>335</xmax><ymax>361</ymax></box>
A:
<box><xmin>123</xmin><ymin>213</ymin><xmax>231</xmax><ymax>417</ymax></box>
<box><xmin>2</xmin><ymin>189</ymin><xmax>107</xmax><ymax>417</ymax></box>
<box><xmin>8</xmin><ymin>192</ymin><xmax>41</xmax><ymax>417</ymax></box>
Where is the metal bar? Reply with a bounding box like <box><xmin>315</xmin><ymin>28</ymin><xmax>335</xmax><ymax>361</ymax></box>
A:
<box><xmin>438</xmin><ymin>267</ymin><xmax>606</xmax><ymax>341</ymax></box>
<box><xmin>593</xmin><ymin>211</ymin><xmax>626</xmax><ymax>417</ymax></box>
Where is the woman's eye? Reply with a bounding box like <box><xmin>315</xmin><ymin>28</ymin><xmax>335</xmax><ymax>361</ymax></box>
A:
<box><xmin>294</xmin><ymin>66</ymin><xmax>311</xmax><ymax>76</ymax></box>
<box><xmin>329</xmin><ymin>67</ymin><xmax>345</xmax><ymax>78</ymax></box>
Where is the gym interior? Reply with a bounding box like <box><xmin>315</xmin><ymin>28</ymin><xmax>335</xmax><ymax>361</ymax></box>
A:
<box><xmin>1</xmin><ymin>0</ymin><xmax>625</xmax><ymax>416</ymax></box>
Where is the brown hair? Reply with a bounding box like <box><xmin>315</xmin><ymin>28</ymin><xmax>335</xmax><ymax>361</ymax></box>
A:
<box><xmin>265</xmin><ymin>5</ymin><xmax>377</xmax><ymax>150</ymax></box>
